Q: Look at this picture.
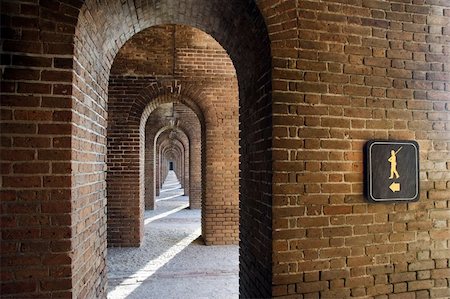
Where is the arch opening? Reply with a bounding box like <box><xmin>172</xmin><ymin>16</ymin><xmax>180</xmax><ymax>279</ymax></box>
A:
<box><xmin>72</xmin><ymin>1</ymin><xmax>272</xmax><ymax>297</ymax></box>
<box><xmin>144</xmin><ymin>103</ymin><xmax>195</xmax><ymax>210</ymax></box>
<box><xmin>106</xmin><ymin>23</ymin><xmax>241</xmax><ymax>248</ymax></box>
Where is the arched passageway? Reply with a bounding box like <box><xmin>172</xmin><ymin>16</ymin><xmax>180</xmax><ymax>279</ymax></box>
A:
<box><xmin>73</xmin><ymin>3</ymin><xmax>272</xmax><ymax>297</ymax></box>
<box><xmin>144</xmin><ymin>102</ymin><xmax>201</xmax><ymax>210</ymax></box>
<box><xmin>2</xmin><ymin>1</ymin><xmax>450</xmax><ymax>299</ymax></box>
<box><xmin>107</xmin><ymin>24</ymin><xmax>241</xmax><ymax>247</ymax></box>
<box><xmin>103</xmin><ymin>19</ymin><xmax>267</xmax><ymax>299</ymax></box>
<box><xmin>154</xmin><ymin>126</ymin><xmax>190</xmax><ymax>197</ymax></box>
<box><xmin>157</xmin><ymin>133</ymin><xmax>185</xmax><ymax>194</ymax></box>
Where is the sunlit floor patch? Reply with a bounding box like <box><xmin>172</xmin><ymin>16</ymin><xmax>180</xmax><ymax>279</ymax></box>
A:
<box><xmin>107</xmin><ymin>171</ymin><xmax>238</xmax><ymax>299</ymax></box>
<box><xmin>144</xmin><ymin>203</ymin><xmax>189</xmax><ymax>225</ymax></box>
<box><xmin>160</xmin><ymin>186</ymin><xmax>183</xmax><ymax>193</ymax></box>
<box><xmin>156</xmin><ymin>191</ymin><xmax>185</xmax><ymax>202</ymax></box>
<box><xmin>108</xmin><ymin>228</ymin><xmax>202</xmax><ymax>299</ymax></box>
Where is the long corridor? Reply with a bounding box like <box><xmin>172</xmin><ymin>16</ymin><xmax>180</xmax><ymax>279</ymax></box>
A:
<box><xmin>107</xmin><ymin>171</ymin><xmax>239</xmax><ymax>299</ymax></box>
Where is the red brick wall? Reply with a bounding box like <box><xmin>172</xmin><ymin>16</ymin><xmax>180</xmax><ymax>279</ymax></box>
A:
<box><xmin>0</xmin><ymin>1</ymin><xmax>79</xmax><ymax>298</ymax></box>
<box><xmin>258</xmin><ymin>0</ymin><xmax>450</xmax><ymax>297</ymax></box>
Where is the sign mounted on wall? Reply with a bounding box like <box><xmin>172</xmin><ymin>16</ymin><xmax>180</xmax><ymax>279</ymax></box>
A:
<box><xmin>365</xmin><ymin>140</ymin><xmax>420</xmax><ymax>202</ymax></box>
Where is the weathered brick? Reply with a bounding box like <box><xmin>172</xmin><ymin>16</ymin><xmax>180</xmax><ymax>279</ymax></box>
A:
<box><xmin>408</xmin><ymin>260</ymin><xmax>435</xmax><ymax>271</ymax></box>
<box><xmin>2</xmin><ymin>1</ymin><xmax>449</xmax><ymax>299</ymax></box>
<box><xmin>407</xmin><ymin>280</ymin><xmax>434</xmax><ymax>291</ymax></box>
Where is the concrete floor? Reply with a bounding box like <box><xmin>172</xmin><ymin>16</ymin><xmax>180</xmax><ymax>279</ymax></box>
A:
<box><xmin>107</xmin><ymin>171</ymin><xmax>239</xmax><ymax>299</ymax></box>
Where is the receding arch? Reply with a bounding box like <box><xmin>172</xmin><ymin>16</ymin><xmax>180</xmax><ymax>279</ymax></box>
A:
<box><xmin>142</xmin><ymin>96</ymin><xmax>203</xmax><ymax>212</ymax></box>
<box><xmin>151</xmin><ymin>125</ymin><xmax>191</xmax><ymax>208</ymax></box>
<box><xmin>140</xmin><ymin>91</ymin><xmax>207</xmax><ymax>139</ymax></box>
<box><xmin>73</xmin><ymin>1</ymin><xmax>272</xmax><ymax>297</ymax></box>
<box><xmin>133</xmin><ymin>80</ymin><xmax>210</xmax><ymax>125</ymax></box>
<box><xmin>158</xmin><ymin>136</ymin><xmax>185</xmax><ymax>190</ymax></box>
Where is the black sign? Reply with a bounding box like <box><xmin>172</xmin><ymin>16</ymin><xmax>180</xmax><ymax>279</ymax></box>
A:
<box><xmin>365</xmin><ymin>140</ymin><xmax>420</xmax><ymax>202</ymax></box>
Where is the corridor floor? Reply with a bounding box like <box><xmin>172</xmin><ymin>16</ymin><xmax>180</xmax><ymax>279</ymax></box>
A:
<box><xmin>107</xmin><ymin>171</ymin><xmax>239</xmax><ymax>299</ymax></box>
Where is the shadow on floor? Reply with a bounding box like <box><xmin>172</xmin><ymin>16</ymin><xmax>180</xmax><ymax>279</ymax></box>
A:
<box><xmin>107</xmin><ymin>171</ymin><xmax>238</xmax><ymax>299</ymax></box>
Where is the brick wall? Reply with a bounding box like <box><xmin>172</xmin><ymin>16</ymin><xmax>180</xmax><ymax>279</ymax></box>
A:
<box><xmin>0</xmin><ymin>1</ymin><xmax>80</xmax><ymax>298</ymax></box>
<box><xmin>258</xmin><ymin>0</ymin><xmax>450</xmax><ymax>297</ymax></box>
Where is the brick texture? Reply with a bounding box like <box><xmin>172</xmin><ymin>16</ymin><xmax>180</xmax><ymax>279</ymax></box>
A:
<box><xmin>1</xmin><ymin>0</ymin><xmax>272</xmax><ymax>298</ymax></box>
<box><xmin>258</xmin><ymin>0</ymin><xmax>450</xmax><ymax>297</ymax></box>
<box><xmin>1</xmin><ymin>1</ymin><xmax>80</xmax><ymax>298</ymax></box>
<box><xmin>2</xmin><ymin>0</ymin><xmax>448</xmax><ymax>298</ymax></box>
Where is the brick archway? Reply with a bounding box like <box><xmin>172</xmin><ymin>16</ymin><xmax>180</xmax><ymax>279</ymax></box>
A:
<box><xmin>140</xmin><ymin>91</ymin><xmax>205</xmax><ymax>209</ymax></box>
<box><xmin>107</xmin><ymin>87</ymin><xmax>206</xmax><ymax>247</ymax></box>
<box><xmin>158</xmin><ymin>135</ymin><xmax>185</xmax><ymax>191</ymax></box>
<box><xmin>153</xmin><ymin>126</ymin><xmax>190</xmax><ymax>207</ymax></box>
<box><xmin>132</xmin><ymin>80</ymin><xmax>210</xmax><ymax>125</ymax></box>
<box><xmin>148</xmin><ymin>124</ymin><xmax>191</xmax><ymax>204</ymax></box>
<box><xmin>73</xmin><ymin>2</ymin><xmax>272</xmax><ymax>294</ymax></box>
<box><xmin>159</xmin><ymin>135</ymin><xmax>185</xmax><ymax>185</ymax></box>
<box><xmin>0</xmin><ymin>1</ymin><xmax>272</xmax><ymax>298</ymax></box>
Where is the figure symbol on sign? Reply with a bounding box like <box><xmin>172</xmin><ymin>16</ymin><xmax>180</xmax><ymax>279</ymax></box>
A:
<box><xmin>388</xmin><ymin>147</ymin><xmax>402</xmax><ymax>179</ymax></box>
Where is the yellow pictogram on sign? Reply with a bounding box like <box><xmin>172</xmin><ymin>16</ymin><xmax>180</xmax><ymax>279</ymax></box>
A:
<box><xmin>388</xmin><ymin>147</ymin><xmax>402</xmax><ymax>179</ymax></box>
<box><xmin>388</xmin><ymin>147</ymin><xmax>402</xmax><ymax>193</ymax></box>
